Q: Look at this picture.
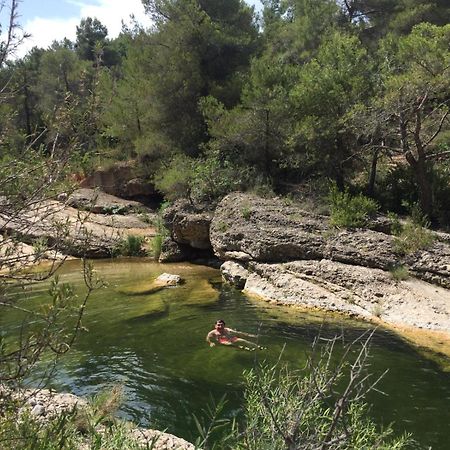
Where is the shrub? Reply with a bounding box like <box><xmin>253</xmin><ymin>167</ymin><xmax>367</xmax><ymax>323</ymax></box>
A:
<box><xmin>241</xmin><ymin>206</ymin><xmax>251</xmax><ymax>220</ymax></box>
<box><xmin>0</xmin><ymin>386</ymin><xmax>151</xmax><ymax>450</ymax></box>
<box><xmin>390</xmin><ymin>265</ymin><xmax>410</xmax><ymax>281</ymax></box>
<box><xmin>224</xmin><ymin>331</ymin><xmax>412</xmax><ymax>450</ymax></box>
<box><xmin>393</xmin><ymin>221</ymin><xmax>434</xmax><ymax>255</ymax></box>
<box><xmin>114</xmin><ymin>235</ymin><xmax>145</xmax><ymax>257</ymax></box>
<box><xmin>153</xmin><ymin>154</ymin><xmax>194</xmax><ymax>202</ymax></box>
<box><xmin>151</xmin><ymin>233</ymin><xmax>164</xmax><ymax>260</ymax></box>
<box><xmin>150</xmin><ymin>203</ymin><xmax>170</xmax><ymax>260</ymax></box>
<box><xmin>329</xmin><ymin>184</ymin><xmax>379</xmax><ymax>228</ymax></box>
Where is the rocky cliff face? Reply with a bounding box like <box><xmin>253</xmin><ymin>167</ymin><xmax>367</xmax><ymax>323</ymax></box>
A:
<box><xmin>0</xmin><ymin>189</ymin><xmax>157</xmax><ymax>260</ymax></box>
<box><xmin>164</xmin><ymin>192</ymin><xmax>450</xmax><ymax>333</ymax></box>
<box><xmin>80</xmin><ymin>160</ymin><xmax>157</xmax><ymax>205</ymax></box>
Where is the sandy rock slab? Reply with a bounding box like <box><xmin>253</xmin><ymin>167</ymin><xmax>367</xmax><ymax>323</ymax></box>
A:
<box><xmin>221</xmin><ymin>259</ymin><xmax>450</xmax><ymax>333</ymax></box>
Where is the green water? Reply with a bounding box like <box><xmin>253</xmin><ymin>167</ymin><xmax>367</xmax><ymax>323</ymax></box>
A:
<box><xmin>2</xmin><ymin>259</ymin><xmax>450</xmax><ymax>448</ymax></box>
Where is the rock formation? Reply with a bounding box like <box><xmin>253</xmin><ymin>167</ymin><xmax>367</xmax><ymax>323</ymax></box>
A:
<box><xmin>163</xmin><ymin>192</ymin><xmax>450</xmax><ymax>332</ymax></box>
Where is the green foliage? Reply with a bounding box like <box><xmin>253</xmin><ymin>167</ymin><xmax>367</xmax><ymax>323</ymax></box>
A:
<box><xmin>389</xmin><ymin>204</ymin><xmax>435</xmax><ymax>255</ymax></box>
<box><xmin>150</xmin><ymin>202</ymin><xmax>170</xmax><ymax>260</ymax></box>
<box><xmin>190</xmin><ymin>149</ymin><xmax>261</xmax><ymax>204</ymax></box>
<box><xmin>387</xmin><ymin>212</ymin><xmax>403</xmax><ymax>236</ymax></box>
<box><xmin>113</xmin><ymin>235</ymin><xmax>146</xmax><ymax>257</ymax></box>
<box><xmin>241</xmin><ymin>205</ymin><xmax>252</xmax><ymax>221</ymax></box>
<box><xmin>390</xmin><ymin>265</ymin><xmax>410</xmax><ymax>281</ymax></box>
<box><xmin>153</xmin><ymin>154</ymin><xmax>194</xmax><ymax>202</ymax></box>
<box><xmin>75</xmin><ymin>17</ymin><xmax>108</xmax><ymax>62</ymax></box>
<box><xmin>227</xmin><ymin>332</ymin><xmax>412</xmax><ymax>449</ymax></box>
<box><xmin>393</xmin><ymin>221</ymin><xmax>434</xmax><ymax>256</ymax></box>
<box><xmin>329</xmin><ymin>184</ymin><xmax>379</xmax><ymax>228</ymax></box>
<box><xmin>0</xmin><ymin>386</ymin><xmax>152</xmax><ymax>450</ymax></box>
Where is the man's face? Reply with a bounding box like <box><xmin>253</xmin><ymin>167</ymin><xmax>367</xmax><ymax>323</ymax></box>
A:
<box><xmin>215</xmin><ymin>321</ymin><xmax>225</xmax><ymax>332</ymax></box>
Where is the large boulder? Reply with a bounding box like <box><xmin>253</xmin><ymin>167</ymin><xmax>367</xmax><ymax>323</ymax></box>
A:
<box><xmin>162</xmin><ymin>200</ymin><xmax>213</xmax><ymax>250</ymax></box>
<box><xmin>80</xmin><ymin>160</ymin><xmax>156</xmax><ymax>202</ymax></box>
<box><xmin>66</xmin><ymin>188</ymin><xmax>144</xmax><ymax>215</ymax></box>
<box><xmin>210</xmin><ymin>193</ymin><xmax>396</xmax><ymax>268</ymax></box>
<box><xmin>210</xmin><ymin>192</ymin><xmax>450</xmax><ymax>288</ymax></box>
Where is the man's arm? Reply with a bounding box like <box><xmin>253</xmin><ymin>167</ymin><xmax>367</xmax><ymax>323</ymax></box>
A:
<box><xmin>206</xmin><ymin>330</ymin><xmax>217</xmax><ymax>346</ymax></box>
<box><xmin>228</xmin><ymin>328</ymin><xmax>256</xmax><ymax>339</ymax></box>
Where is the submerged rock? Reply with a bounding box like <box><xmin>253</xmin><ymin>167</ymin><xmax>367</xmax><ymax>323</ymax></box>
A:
<box><xmin>155</xmin><ymin>273</ymin><xmax>183</xmax><ymax>286</ymax></box>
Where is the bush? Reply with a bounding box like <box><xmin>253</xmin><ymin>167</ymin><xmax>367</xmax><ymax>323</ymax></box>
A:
<box><xmin>223</xmin><ymin>331</ymin><xmax>412</xmax><ymax>450</ymax></box>
<box><xmin>393</xmin><ymin>221</ymin><xmax>434</xmax><ymax>255</ymax></box>
<box><xmin>329</xmin><ymin>184</ymin><xmax>379</xmax><ymax>228</ymax></box>
<box><xmin>0</xmin><ymin>386</ymin><xmax>150</xmax><ymax>450</ymax></box>
<box><xmin>390</xmin><ymin>265</ymin><xmax>410</xmax><ymax>281</ymax></box>
<box><xmin>390</xmin><ymin>205</ymin><xmax>435</xmax><ymax>255</ymax></box>
<box><xmin>150</xmin><ymin>203</ymin><xmax>170</xmax><ymax>260</ymax></box>
<box><xmin>153</xmin><ymin>154</ymin><xmax>194</xmax><ymax>202</ymax></box>
<box><xmin>113</xmin><ymin>235</ymin><xmax>146</xmax><ymax>257</ymax></box>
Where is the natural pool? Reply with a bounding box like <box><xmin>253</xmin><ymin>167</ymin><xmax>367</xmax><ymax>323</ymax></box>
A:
<box><xmin>2</xmin><ymin>259</ymin><xmax>450</xmax><ymax>449</ymax></box>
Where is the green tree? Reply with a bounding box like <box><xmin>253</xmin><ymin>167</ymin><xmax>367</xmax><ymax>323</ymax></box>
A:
<box><xmin>289</xmin><ymin>31</ymin><xmax>372</xmax><ymax>187</ymax></box>
<box><xmin>75</xmin><ymin>17</ymin><xmax>108</xmax><ymax>62</ymax></box>
<box><xmin>338</xmin><ymin>0</ymin><xmax>450</xmax><ymax>39</ymax></box>
<box><xmin>261</xmin><ymin>0</ymin><xmax>340</xmax><ymax>64</ymax></box>
<box><xmin>367</xmin><ymin>23</ymin><xmax>450</xmax><ymax>218</ymax></box>
<box><xmin>35</xmin><ymin>43</ymin><xmax>102</xmax><ymax>155</ymax></box>
<box><xmin>124</xmin><ymin>0</ymin><xmax>259</xmax><ymax>157</ymax></box>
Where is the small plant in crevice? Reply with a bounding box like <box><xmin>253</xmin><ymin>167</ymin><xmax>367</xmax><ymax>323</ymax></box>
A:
<box><xmin>390</xmin><ymin>203</ymin><xmax>435</xmax><ymax>255</ymax></box>
<box><xmin>392</xmin><ymin>221</ymin><xmax>434</xmax><ymax>256</ymax></box>
<box><xmin>216</xmin><ymin>221</ymin><xmax>228</xmax><ymax>233</ymax></box>
<box><xmin>151</xmin><ymin>202</ymin><xmax>170</xmax><ymax>260</ymax></box>
<box><xmin>371</xmin><ymin>303</ymin><xmax>384</xmax><ymax>318</ymax></box>
<box><xmin>241</xmin><ymin>205</ymin><xmax>251</xmax><ymax>221</ymax></box>
<box><xmin>390</xmin><ymin>265</ymin><xmax>410</xmax><ymax>281</ymax></box>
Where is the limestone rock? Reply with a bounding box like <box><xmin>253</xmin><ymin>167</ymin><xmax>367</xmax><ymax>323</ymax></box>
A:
<box><xmin>210</xmin><ymin>193</ymin><xmax>450</xmax><ymax>287</ymax></box>
<box><xmin>80</xmin><ymin>160</ymin><xmax>156</xmax><ymax>202</ymax></box>
<box><xmin>155</xmin><ymin>273</ymin><xmax>183</xmax><ymax>286</ymax></box>
<box><xmin>220</xmin><ymin>261</ymin><xmax>249</xmax><ymax>289</ymax></box>
<box><xmin>158</xmin><ymin>238</ymin><xmax>192</xmax><ymax>263</ymax></box>
<box><xmin>66</xmin><ymin>188</ymin><xmax>143</xmax><ymax>215</ymax></box>
<box><xmin>242</xmin><ymin>260</ymin><xmax>450</xmax><ymax>331</ymax></box>
<box><xmin>0</xmin><ymin>195</ymin><xmax>156</xmax><ymax>259</ymax></box>
<box><xmin>163</xmin><ymin>200</ymin><xmax>213</xmax><ymax>250</ymax></box>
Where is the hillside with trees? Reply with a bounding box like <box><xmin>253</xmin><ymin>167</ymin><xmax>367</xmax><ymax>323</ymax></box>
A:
<box><xmin>0</xmin><ymin>0</ymin><xmax>448</xmax><ymax>225</ymax></box>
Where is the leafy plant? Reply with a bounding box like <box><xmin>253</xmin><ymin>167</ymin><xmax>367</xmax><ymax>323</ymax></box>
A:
<box><xmin>390</xmin><ymin>265</ymin><xmax>410</xmax><ymax>281</ymax></box>
<box><xmin>241</xmin><ymin>206</ymin><xmax>252</xmax><ymax>221</ymax></box>
<box><xmin>150</xmin><ymin>203</ymin><xmax>170</xmax><ymax>260</ymax></box>
<box><xmin>113</xmin><ymin>235</ymin><xmax>146</xmax><ymax>257</ymax></box>
<box><xmin>227</xmin><ymin>331</ymin><xmax>411</xmax><ymax>450</ymax></box>
<box><xmin>393</xmin><ymin>221</ymin><xmax>435</xmax><ymax>255</ymax></box>
<box><xmin>372</xmin><ymin>303</ymin><xmax>384</xmax><ymax>318</ymax></box>
<box><xmin>329</xmin><ymin>184</ymin><xmax>379</xmax><ymax>228</ymax></box>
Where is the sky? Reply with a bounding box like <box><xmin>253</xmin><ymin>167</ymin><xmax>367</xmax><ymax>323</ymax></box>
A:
<box><xmin>4</xmin><ymin>0</ymin><xmax>263</xmax><ymax>58</ymax></box>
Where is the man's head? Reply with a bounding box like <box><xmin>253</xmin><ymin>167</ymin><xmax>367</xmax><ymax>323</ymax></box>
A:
<box><xmin>215</xmin><ymin>319</ymin><xmax>225</xmax><ymax>330</ymax></box>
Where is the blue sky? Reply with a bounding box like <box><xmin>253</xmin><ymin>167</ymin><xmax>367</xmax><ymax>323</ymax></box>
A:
<box><xmin>8</xmin><ymin>0</ymin><xmax>262</xmax><ymax>58</ymax></box>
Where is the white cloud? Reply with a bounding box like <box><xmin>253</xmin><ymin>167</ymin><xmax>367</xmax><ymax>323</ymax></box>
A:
<box><xmin>16</xmin><ymin>0</ymin><xmax>152</xmax><ymax>58</ymax></box>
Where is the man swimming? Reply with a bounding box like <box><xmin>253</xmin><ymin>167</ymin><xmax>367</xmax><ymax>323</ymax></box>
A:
<box><xmin>206</xmin><ymin>319</ymin><xmax>264</xmax><ymax>351</ymax></box>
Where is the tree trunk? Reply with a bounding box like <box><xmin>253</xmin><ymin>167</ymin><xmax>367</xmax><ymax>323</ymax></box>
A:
<box><xmin>366</xmin><ymin>147</ymin><xmax>379</xmax><ymax>197</ymax></box>
<box><xmin>414</xmin><ymin>158</ymin><xmax>433</xmax><ymax>219</ymax></box>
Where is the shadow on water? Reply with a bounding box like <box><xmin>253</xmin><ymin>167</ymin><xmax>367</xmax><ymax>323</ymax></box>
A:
<box><xmin>1</xmin><ymin>259</ymin><xmax>449</xmax><ymax>449</ymax></box>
